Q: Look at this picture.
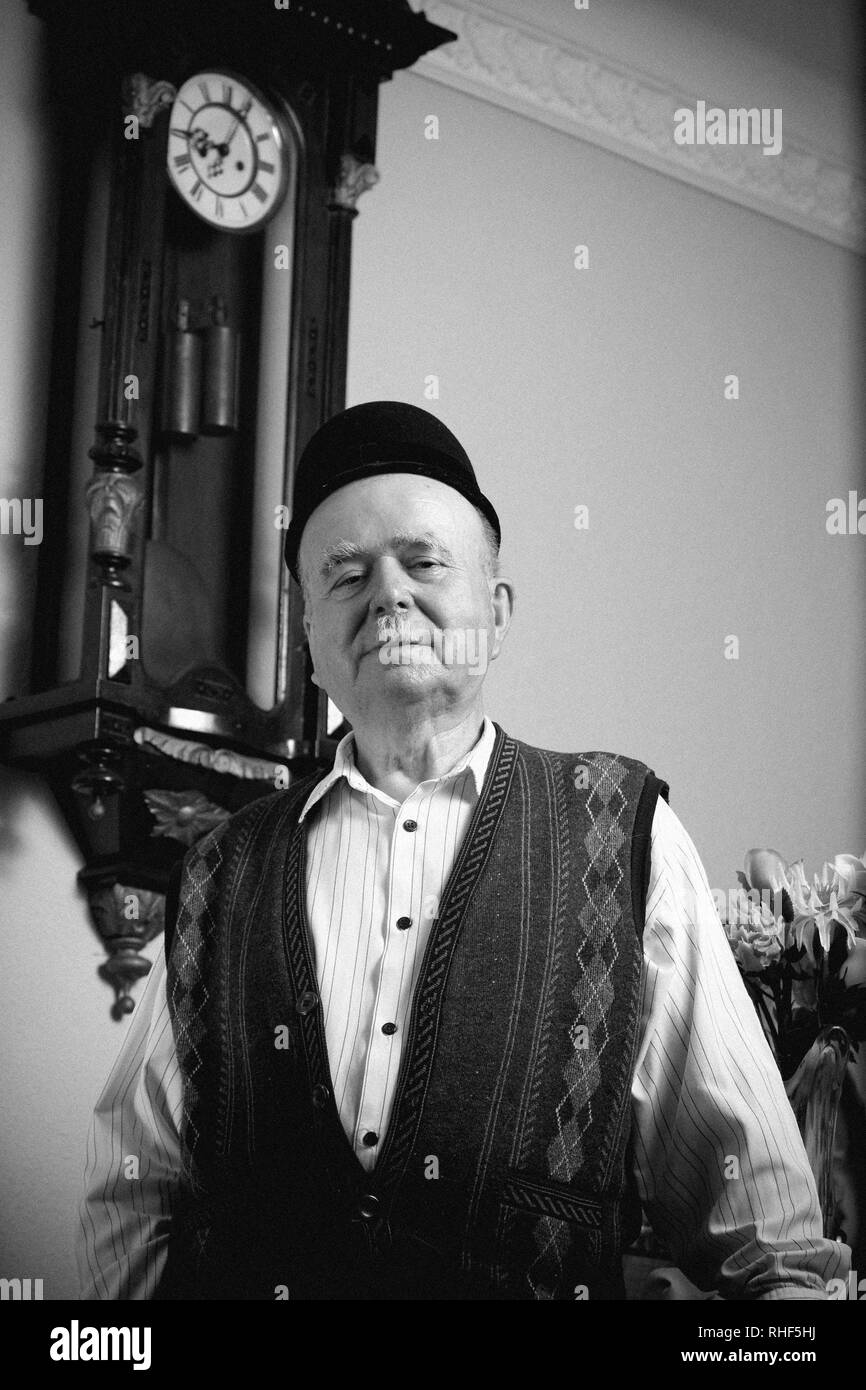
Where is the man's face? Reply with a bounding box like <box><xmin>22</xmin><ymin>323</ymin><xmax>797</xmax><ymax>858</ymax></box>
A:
<box><xmin>300</xmin><ymin>473</ymin><xmax>507</xmax><ymax>728</ymax></box>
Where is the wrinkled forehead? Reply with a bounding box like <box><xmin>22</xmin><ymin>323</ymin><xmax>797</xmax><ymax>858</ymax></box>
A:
<box><xmin>299</xmin><ymin>472</ymin><xmax>486</xmax><ymax>576</ymax></box>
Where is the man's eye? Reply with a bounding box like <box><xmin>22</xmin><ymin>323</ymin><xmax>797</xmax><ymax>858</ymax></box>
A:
<box><xmin>334</xmin><ymin>559</ymin><xmax>439</xmax><ymax>588</ymax></box>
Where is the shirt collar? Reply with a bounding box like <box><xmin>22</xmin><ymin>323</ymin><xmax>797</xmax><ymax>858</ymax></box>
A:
<box><xmin>298</xmin><ymin>715</ymin><xmax>497</xmax><ymax>822</ymax></box>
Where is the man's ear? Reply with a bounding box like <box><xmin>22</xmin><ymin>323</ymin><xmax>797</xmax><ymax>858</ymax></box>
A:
<box><xmin>488</xmin><ymin>576</ymin><xmax>515</xmax><ymax>661</ymax></box>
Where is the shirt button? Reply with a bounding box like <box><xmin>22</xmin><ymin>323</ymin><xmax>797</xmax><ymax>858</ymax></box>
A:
<box><xmin>357</xmin><ymin>1193</ymin><xmax>380</xmax><ymax>1220</ymax></box>
<box><xmin>311</xmin><ymin>1083</ymin><xmax>330</xmax><ymax>1109</ymax></box>
<box><xmin>361</xmin><ymin>1131</ymin><xmax>378</xmax><ymax>1147</ymax></box>
<box><xmin>296</xmin><ymin>989</ymin><xmax>319</xmax><ymax>1016</ymax></box>
<box><xmin>381</xmin><ymin>1022</ymin><xmax>397</xmax><ymax>1035</ymax></box>
<box><xmin>396</xmin><ymin>916</ymin><xmax>413</xmax><ymax>931</ymax></box>
<box><xmin>402</xmin><ymin>819</ymin><xmax>418</xmax><ymax>832</ymax></box>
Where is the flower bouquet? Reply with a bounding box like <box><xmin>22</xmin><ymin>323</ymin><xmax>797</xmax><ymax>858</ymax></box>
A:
<box><xmin>726</xmin><ymin>848</ymin><xmax>866</xmax><ymax>1078</ymax></box>
<box><xmin>726</xmin><ymin>848</ymin><xmax>866</xmax><ymax>1243</ymax></box>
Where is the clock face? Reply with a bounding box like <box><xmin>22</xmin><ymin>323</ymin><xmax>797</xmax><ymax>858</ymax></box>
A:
<box><xmin>166</xmin><ymin>70</ymin><xmax>290</xmax><ymax>232</ymax></box>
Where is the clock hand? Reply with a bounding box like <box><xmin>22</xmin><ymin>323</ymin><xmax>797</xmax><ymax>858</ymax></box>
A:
<box><xmin>219</xmin><ymin>98</ymin><xmax>253</xmax><ymax>155</ymax></box>
<box><xmin>188</xmin><ymin>125</ymin><xmax>213</xmax><ymax>157</ymax></box>
<box><xmin>185</xmin><ymin>100</ymin><xmax>253</xmax><ymax>181</ymax></box>
<box><xmin>178</xmin><ymin>123</ymin><xmax>226</xmax><ymax>177</ymax></box>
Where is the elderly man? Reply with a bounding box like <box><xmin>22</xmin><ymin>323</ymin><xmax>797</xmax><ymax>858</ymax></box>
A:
<box><xmin>78</xmin><ymin>401</ymin><xmax>847</xmax><ymax>1301</ymax></box>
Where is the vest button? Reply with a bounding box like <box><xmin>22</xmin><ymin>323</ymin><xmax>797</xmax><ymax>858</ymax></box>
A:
<box><xmin>361</xmin><ymin>1131</ymin><xmax>378</xmax><ymax>1147</ymax></box>
<box><xmin>311</xmin><ymin>1083</ymin><xmax>330</xmax><ymax>1109</ymax></box>
<box><xmin>396</xmin><ymin>916</ymin><xmax>412</xmax><ymax>931</ymax></box>
<box><xmin>402</xmin><ymin>819</ymin><xmax>418</xmax><ymax>832</ymax></box>
<box><xmin>296</xmin><ymin>989</ymin><xmax>319</xmax><ymax>1016</ymax></box>
<box><xmin>381</xmin><ymin>1022</ymin><xmax>397</xmax><ymax>1035</ymax></box>
<box><xmin>357</xmin><ymin>1193</ymin><xmax>380</xmax><ymax>1220</ymax></box>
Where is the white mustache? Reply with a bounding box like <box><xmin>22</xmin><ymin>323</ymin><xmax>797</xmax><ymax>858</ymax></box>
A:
<box><xmin>372</xmin><ymin>619</ymin><xmax>490</xmax><ymax>674</ymax></box>
<box><xmin>375</xmin><ymin>615</ymin><xmax>427</xmax><ymax>644</ymax></box>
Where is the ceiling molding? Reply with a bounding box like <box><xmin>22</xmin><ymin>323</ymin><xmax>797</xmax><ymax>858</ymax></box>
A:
<box><xmin>414</xmin><ymin>1</ymin><xmax>865</xmax><ymax>254</ymax></box>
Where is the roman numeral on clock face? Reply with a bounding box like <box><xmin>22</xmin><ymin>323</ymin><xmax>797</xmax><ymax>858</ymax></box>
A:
<box><xmin>251</xmin><ymin>182</ymin><xmax>267</xmax><ymax>203</ymax></box>
<box><xmin>214</xmin><ymin>196</ymin><xmax>224</xmax><ymax>219</ymax></box>
<box><xmin>198</xmin><ymin>81</ymin><xmax>211</xmax><ymax>103</ymax></box>
<box><xmin>258</xmin><ymin>160</ymin><xmax>275</xmax><ymax>175</ymax></box>
<box><xmin>190</xmin><ymin>179</ymin><xmax>203</xmax><ymax>201</ymax></box>
<box><xmin>222</xmin><ymin>82</ymin><xmax>233</xmax><ymax>105</ymax></box>
<box><xmin>174</xmin><ymin>153</ymin><xmax>191</xmax><ymax>170</ymax></box>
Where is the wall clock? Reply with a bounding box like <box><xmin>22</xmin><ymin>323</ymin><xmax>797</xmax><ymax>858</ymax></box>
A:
<box><xmin>166</xmin><ymin>69</ymin><xmax>291</xmax><ymax>232</ymax></box>
<box><xmin>3</xmin><ymin>0</ymin><xmax>456</xmax><ymax>1015</ymax></box>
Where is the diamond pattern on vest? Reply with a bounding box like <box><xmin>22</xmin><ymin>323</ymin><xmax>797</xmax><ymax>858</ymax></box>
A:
<box><xmin>530</xmin><ymin>752</ymin><xmax>632</xmax><ymax>1293</ymax></box>
<box><xmin>167</xmin><ymin>828</ymin><xmax>226</xmax><ymax>1165</ymax></box>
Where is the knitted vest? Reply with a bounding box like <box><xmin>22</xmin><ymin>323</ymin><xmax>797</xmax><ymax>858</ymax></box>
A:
<box><xmin>158</xmin><ymin>724</ymin><xmax>668</xmax><ymax>1301</ymax></box>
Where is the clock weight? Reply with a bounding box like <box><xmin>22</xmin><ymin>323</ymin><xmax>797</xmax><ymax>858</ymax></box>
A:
<box><xmin>201</xmin><ymin>296</ymin><xmax>239</xmax><ymax>435</ymax></box>
<box><xmin>162</xmin><ymin>299</ymin><xmax>201</xmax><ymax>438</ymax></box>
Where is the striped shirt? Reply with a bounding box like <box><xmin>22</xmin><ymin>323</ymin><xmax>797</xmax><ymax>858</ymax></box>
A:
<box><xmin>76</xmin><ymin>717</ymin><xmax>848</xmax><ymax>1300</ymax></box>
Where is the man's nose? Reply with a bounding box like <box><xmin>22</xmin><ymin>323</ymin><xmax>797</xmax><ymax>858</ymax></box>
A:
<box><xmin>368</xmin><ymin>556</ymin><xmax>412</xmax><ymax>614</ymax></box>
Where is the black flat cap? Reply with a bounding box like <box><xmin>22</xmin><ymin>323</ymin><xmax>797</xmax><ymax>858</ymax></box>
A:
<box><xmin>284</xmin><ymin>400</ymin><xmax>501</xmax><ymax>582</ymax></box>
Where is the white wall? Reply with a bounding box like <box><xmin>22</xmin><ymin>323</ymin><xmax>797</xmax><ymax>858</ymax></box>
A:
<box><xmin>1</xmin><ymin>0</ymin><xmax>864</xmax><ymax>1297</ymax></box>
